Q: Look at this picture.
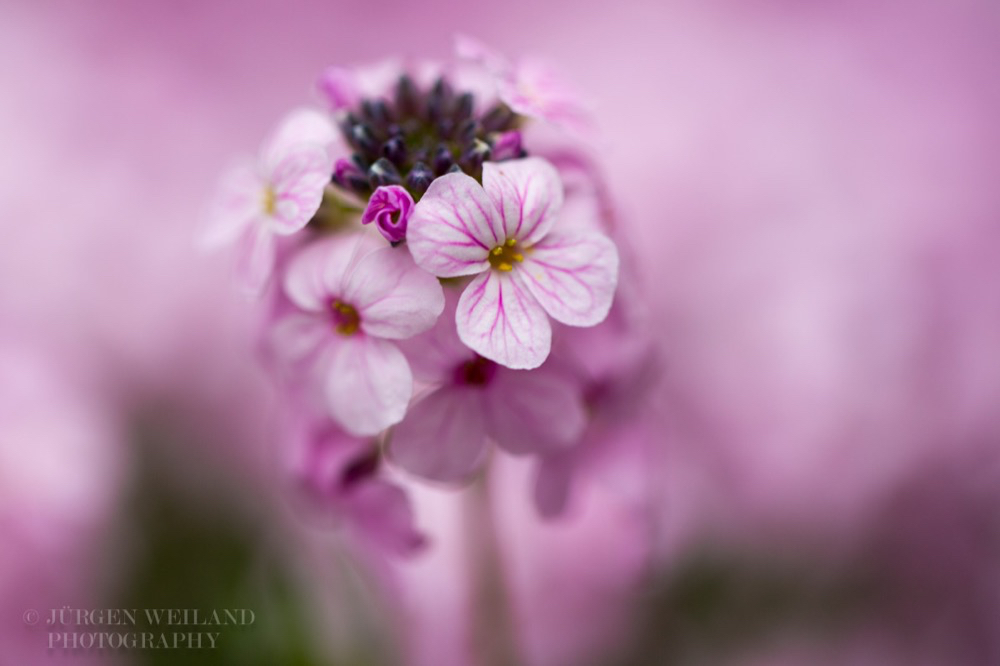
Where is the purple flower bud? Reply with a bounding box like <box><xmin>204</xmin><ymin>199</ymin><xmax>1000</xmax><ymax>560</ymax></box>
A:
<box><xmin>361</xmin><ymin>185</ymin><xmax>414</xmax><ymax>243</ymax></box>
<box><xmin>491</xmin><ymin>130</ymin><xmax>524</xmax><ymax>161</ymax></box>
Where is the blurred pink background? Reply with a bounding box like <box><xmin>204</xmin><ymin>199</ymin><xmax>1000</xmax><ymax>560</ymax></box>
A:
<box><xmin>2</xmin><ymin>0</ymin><xmax>999</xmax><ymax>664</ymax></box>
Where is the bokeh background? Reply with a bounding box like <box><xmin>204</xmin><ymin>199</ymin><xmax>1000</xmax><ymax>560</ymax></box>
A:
<box><xmin>2</xmin><ymin>0</ymin><xmax>999</xmax><ymax>664</ymax></box>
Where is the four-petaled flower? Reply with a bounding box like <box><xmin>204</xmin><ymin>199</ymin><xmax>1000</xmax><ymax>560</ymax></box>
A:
<box><xmin>274</xmin><ymin>233</ymin><xmax>445</xmax><ymax>435</ymax></box>
<box><xmin>390</xmin><ymin>291</ymin><xmax>587</xmax><ymax>482</ymax></box>
<box><xmin>200</xmin><ymin>109</ymin><xmax>337</xmax><ymax>294</ymax></box>
<box><xmin>406</xmin><ymin>157</ymin><xmax>619</xmax><ymax>369</ymax></box>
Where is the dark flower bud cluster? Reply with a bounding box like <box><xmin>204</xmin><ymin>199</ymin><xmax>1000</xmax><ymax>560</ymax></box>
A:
<box><xmin>332</xmin><ymin>75</ymin><xmax>526</xmax><ymax>200</ymax></box>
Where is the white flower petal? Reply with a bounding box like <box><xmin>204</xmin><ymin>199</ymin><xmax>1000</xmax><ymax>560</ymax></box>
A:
<box><xmin>284</xmin><ymin>234</ymin><xmax>379</xmax><ymax>312</ymax></box>
<box><xmin>456</xmin><ymin>271</ymin><xmax>551</xmax><ymax>370</ymax></box>
<box><xmin>482</xmin><ymin>157</ymin><xmax>563</xmax><ymax>246</ymax></box>
<box><xmin>407</xmin><ymin>172</ymin><xmax>497</xmax><ymax>277</ymax></box>
<box><xmin>343</xmin><ymin>247</ymin><xmax>445</xmax><ymax>340</ymax></box>
<box><xmin>324</xmin><ymin>336</ymin><xmax>412</xmax><ymax>436</ymax></box>
<box><xmin>519</xmin><ymin>231</ymin><xmax>619</xmax><ymax>326</ymax></box>
<box><xmin>267</xmin><ymin>144</ymin><xmax>329</xmax><ymax>235</ymax></box>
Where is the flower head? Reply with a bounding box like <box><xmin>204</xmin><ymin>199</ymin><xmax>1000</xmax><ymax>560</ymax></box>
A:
<box><xmin>406</xmin><ymin>156</ymin><xmax>619</xmax><ymax>369</ymax></box>
<box><xmin>200</xmin><ymin>109</ymin><xmax>337</xmax><ymax>294</ymax></box>
<box><xmin>327</xmin><ymin>69</ymin><xmax>525</xmax><ymax>202</ymax></box>
<box><xmin>273</xmin><ymin>233</ymin><xmax>444</xmax><ymax>435</ymax></box>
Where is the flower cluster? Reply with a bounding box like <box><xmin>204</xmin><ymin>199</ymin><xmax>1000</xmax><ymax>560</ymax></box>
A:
<box><xmin>202</xmin><ymin>39</ymin><xmax>655</xmax><ymax>553</ymax></box>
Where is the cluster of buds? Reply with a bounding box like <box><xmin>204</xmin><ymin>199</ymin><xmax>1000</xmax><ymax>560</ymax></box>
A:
<box><xmin>202</xmin><ymin>38</ymin><xmax>655</xmax><ymax>553</ymax></box>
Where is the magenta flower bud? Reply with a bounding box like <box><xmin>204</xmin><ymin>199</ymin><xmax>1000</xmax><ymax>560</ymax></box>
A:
<box><xmin>491</xmin><ymin>130</ymin><xmax>524</xmax><ymax>161</ymax></box>
<box><xmin>361</xmin><ymin>185</ymin><xmax>414</xmax><ymax>243</ymax></box>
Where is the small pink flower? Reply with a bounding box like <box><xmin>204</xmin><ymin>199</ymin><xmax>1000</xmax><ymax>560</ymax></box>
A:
<box><xmin>390</xmin><ymin>292</ymin><xmax>587</xmax><ymax>483</ymax></box>
<box><xmin>361</xmin><ymin>185</ymin><xmax>414</xmax><ymax>244</ymax></box>
<box><xmin>287</xmin><ymin>408</ymin><xmax>425</xmax><ymax>556</ymax></box>
<box><xmin>456</xmin><ymin>35</ymin><xmax>591</xmax><ymax>135</ymax></box>
<box><xmin>406</xmin><ymin>156</ymin><xmax>619</xmax><ymax>369</ymax></box>
<box><xmin>272</xmin><ymin>233</ymin><xmax>444</xmax><ymax>436</ymax></box>
<box><xmin>200</xmin><ymin>109</ymin><xmax>337</xmax><ymax>295</ymax></box>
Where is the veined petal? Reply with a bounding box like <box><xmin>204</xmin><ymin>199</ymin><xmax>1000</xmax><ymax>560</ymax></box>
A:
<box><xmin>407</xmin><ymin>172</ymin><xmax>497</xmax><ymax>277</ymax></box>
<box><xmin>388</xmin><ymin>387</ymin><xmax>489</xmax><ymax>483</ymax></box>
<box><xmin>236</xmin><ymin>224</ymin><xmax>277</xmax><ymax>296</ymax></box>
<box><xmin>482</xmin><ymin>157</ymin><xmax>563</xmax><ymax>246</ymax></box>
<box><xmin>324</xmin><ymin>336</ymin><xmax>413</xmax><ymax>436</ymax></box>
<box><xmin>343</xmin><ymin>247</ymin><xmax>445</xmax><ymax>340</ymax></box>
<box><xmin>457</xmin><ymin>271</ymin><xmax>551</xmax><ymax>370</ymax></box>
<box><xmin>284</xmin><ymin>234</ymin><xmax>378</xmax><ymax>312</ymax></box>
<box><xmin>485</xmin><ymin>367</ymin><xmax>586</xmax><ymax>455</ymax></box>
<box><xmin>519</xmin><ymin>230</ymin><xmax>619</xmax><ymax>327</ymax></box>
<box><xmin>266</xmin><ymin>144</ymin><xmax>329</xmax><ymax>235</ymax></box>
<box><xmin>199</xmin><ymin>162</ymin><xmax>263</xmax><ymax>250</ymax></box>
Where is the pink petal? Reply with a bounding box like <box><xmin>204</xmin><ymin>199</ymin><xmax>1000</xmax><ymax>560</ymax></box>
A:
<box><xmin>456</xmin><ymin>271</ymin><xmax>551</xmax><ymax>370</ymax></box>
<box><xmin>236</xmin><ymin>224</ymin><xmax>277</xmax><ymax>296</ymax></box>
<box><xmin>316</xmin><ymin>60</ymin><xmax>400</xmax><ymax>110</ymax></box>
<box><xmin>344</xmin><ymin>479</ymin><xmax>426</xmax><ymax>556</ymax></box>
<box><xmin>199</xmin><ymin>162</ymin><xmax>262</xmax><ymax>250</ymax></box>
<box><xmin>316</xmin><ymin>66</ymin><xmax>362</xmax><ymax>110</ymax></box>
<box><xmin>343</xmin><ymin>246</ymin><xmax>445</xmax><ymax>340</ymax></box>
<box><xmin>519</xmin><ymin>231</ymin><xmax>619</xmax><ymax>327</ymax></box>
<box><xmin>406</xmin><ymin>172</ymin><xmax>498</xmax><ymax>277</ymax></box>
<box><xmin>482</xmin><ymin>157</ymin><xmax>564</xmax><ymax>246</ymax></box>
<box><xmin>388</xmin><ymin>387</ymin><xmax>489</xmax><ymax>483</ymax></box>
<box><xmin>283</xmin><ymin>233</ymin><xmax>379</xmax><ymax>311</ymax></box>
<box><xmin>264</xmin><ymin>107</ymin><xmax>343</xmax><ymax>171</ymax></box>
<box><xmin>500</xmin><ymin>60</ymin><xmax>592</xmax><ymax>134</ymax></box>
<box><xmin>454</xmin><ymin>34</ymin><xmax>510</xmax><ymax>75</ymax></box>
<box><xmin>485</xmin><ymin>367</ymin><xmax>586</xmax><ymax>455</ymax></box>
<box><xmin>266</xmin><ymin>144</ymin><xmax>329</xmax><ymax>235</ymax></box>
<box><xmin>396</xmin><ymin>287</ymin><xmax>476</xmax><ymax>384</ymax></box>
<box><xmin>324</xmin><ymin>335</ymin><xmax>413</xmax><ymax>436</ymax></box>
<box><xmin>269</xmin><ymin>313</ymin><xmax>328</xmax><ymax>366</ymax></box>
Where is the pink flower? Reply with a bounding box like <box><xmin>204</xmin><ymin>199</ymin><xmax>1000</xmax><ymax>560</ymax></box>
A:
<box><xmin>389</xmin><ymin>291</ymin><xmax>587</xmax><ymax>483</ymax></box>
<box><xmin>273</xmin><ymin>233</ymin><xmax>444</xmax><ymax>436</ymax></box>
<box><xmin>455</xmin><ymin>35</ymin><xmax>591</xmax><ymax>135</ymax></box>
<box><xmin>200</xmin><ymin>109</ymin><xmax>336</xmax><ymax>294</ymax></box>
<box><xmin>361</xmin><ymin>184</ymin><xmax>414</xmax><ymax>244</ymax></box>
<box><xmin>406</xmin><ymin>156</ymin><xmax>619</xmax><ymax>369</ymax></box>
<box><xmin>286</xmin><ymin>407</ymin><xmax>425</xmax><ymax>556</ymax></box>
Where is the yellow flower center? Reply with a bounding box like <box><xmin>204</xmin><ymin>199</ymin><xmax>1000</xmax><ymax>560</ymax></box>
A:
<box><xmin>331</xmin><ymin>300</ymin><xmax>360</xmax><ymax>336</ymax></box>
<box><xmin>488</xmin><ymin>238</ymin><xmax>524</xmax><ymax>272</ymax></box>
<box><xmin>262</xmin><ymin>186</ymin><xmax>277</xmax><ymax>216</ymax></box>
